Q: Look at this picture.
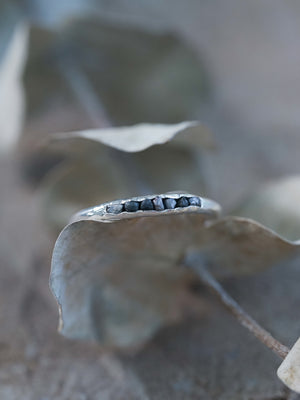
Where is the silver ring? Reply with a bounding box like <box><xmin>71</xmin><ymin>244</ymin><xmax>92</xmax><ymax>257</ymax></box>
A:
<box><xmin>71</xmin><ymin>192</ymin><xmax>221</xmax><ymax>223</ymax></box>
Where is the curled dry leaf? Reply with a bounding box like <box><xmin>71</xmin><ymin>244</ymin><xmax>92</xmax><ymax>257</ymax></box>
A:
<box><xmin>51</xmin><ymin>121</ymin><xmax>214</xmax><ymax>153</ymax></box>
<box><xmin>50</xmin><ymin>196</ymin><xmax>300</xmax><ymax>348</ymax></box>
<box><xmin>51</xmin><ymin>211</ymin><xmax>214</xmax><ymax>348</ymax></box>
<box><xmin>41</xmin><ymin>121</ymin><xmax>213</xmax><ymax>230</ymax></box>
<box><xmin>277</xmin><ymin>337</ymin><xmax>300</xmax><ymax>393</ymax></box>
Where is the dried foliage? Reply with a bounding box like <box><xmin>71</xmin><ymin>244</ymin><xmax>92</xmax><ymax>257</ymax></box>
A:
<box><xmin>278</xmin><ymin>338</ymin><xmax>300</xmax><ymax>393</ymax></box>
<box><xmin>50</xmin><ymin>201</ymin><xmax>300</xmax><ymax>349</ymax></box>
<box><xmin>24</xmin><ymin>19</ymin><xmax>208</xmax><ymax>126</ymax></box>
<box><xmin>40</xmin><ymin>122</ymin><xmax>213</xmax><ymax>230</ymax></box>
<box><xmin>0</xmin><ymin>9</ymin><xmax>28</xmax><ymax>153</ymax></box>
<box><xmin>1</xmin><ymin>2</ymin><xmax>300</xmax><ymax>399</ymax></box>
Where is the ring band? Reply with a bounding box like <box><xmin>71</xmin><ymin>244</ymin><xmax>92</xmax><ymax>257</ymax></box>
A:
<box><xmin>71</xmin><ymin>192</ymin><xmax>221</xmax><ymax>223</ymax></box>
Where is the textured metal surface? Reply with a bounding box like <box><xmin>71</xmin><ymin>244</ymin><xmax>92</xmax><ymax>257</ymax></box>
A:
<box><xmin>72</xmin><ymin>192</ymin><xmax>221</xmax><ymax>223</ymax></box>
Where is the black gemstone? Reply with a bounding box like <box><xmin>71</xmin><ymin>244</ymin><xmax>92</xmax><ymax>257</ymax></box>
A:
<box><xmin>140</xmin><ymin>199</ymin><xmax>154</xmax><ymax>210</ymax></box>
<box><xmin>164</xmin><ymin>198</ymin><xmax>176</xmax><ymax>209</ymax></box>
<box><xmin>124</xmin><ymin>201</ymin><xmax>139</xmax><ymax>212</ymax></box>
<box><xmin>153</xmin><ymin>196</ymin><xmax>165</xmax><ymax>211</ymax></box>
<box><xmin>106</xmin><ymin>204</ymin><xmax>124</xmax><ymax>214</ymax></box>
<box><xmin>176</xmin><ymin>197</ymin><xmax>189</xmax><ymax>208</ymax></box>
<box><xmin>188</xmin><ymin>196</ymin><xmax>201</xmax><ymax>206</ymax></box>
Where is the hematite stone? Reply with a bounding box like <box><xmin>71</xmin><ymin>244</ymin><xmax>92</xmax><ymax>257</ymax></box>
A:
<box><xmin>124</xmin><ymin>201</ymin><xmax>139</xmax><ymax>212</ymax></box>
<box><xmin>188</xmin><ymin>196</ymin><xmax>201</xmax><ymax>206</ymax></box>
<box><xmin>164</xmin><ymin>198</ymin><xmax>176</xmax><ymax>209</ymax></box>
<box><xmin>106</xmin><ymin>204</ymin><xmax>124</xmax><ymax>214</ymax></box>
<box><xmin>153</xmin><ymin>196</ymin><xmax>164</xmax><ymax>211</ymax></box>
<box><xmin>140</xmin><ymin>199</ymin><xmax>154</xmax><ymax>210</ymax></box>
<box><xmin>176</xmin><ymin>197</ymin><xmax>189</xmax><ymax>207</ymax></box>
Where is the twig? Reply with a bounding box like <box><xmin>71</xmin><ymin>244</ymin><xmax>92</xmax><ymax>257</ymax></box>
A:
<box><xmin>58</xmin><ymin>59</ymin><xmax>111</xmax><ymax>128</ymax></box>
<box><xmin>187</xmin><ymin>261</ymin><xmax>290</xmax><ymax>359</ymax></box>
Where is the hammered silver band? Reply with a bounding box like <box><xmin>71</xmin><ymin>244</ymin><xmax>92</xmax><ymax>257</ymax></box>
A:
<box><xmin>71</xmin><ymin>192</ymin><xmax>221</xmax><ymax>223</ymax></box>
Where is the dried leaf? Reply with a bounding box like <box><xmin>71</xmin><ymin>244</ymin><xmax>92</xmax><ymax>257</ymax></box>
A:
<box><xmin>0</xmin><ymin>20</ymin><xmax>28</xmax><ymax>153</ymax></box>
<box><xmin>3</xmin><ymin>154</ymin><xmax>300</xmax><ymax>399</ymax></box>
<box><xmin>50</xmin><ymin>196</ymin><xmax>300</xmax><ymax>348</ymax></box>
<box><xmin>204</xmin><ymin>216</ymin><xmax>298</xmax><ymax>275</ymax></box>
<box><xmin>278</xmin><ymin>337</ymin><xmax>300</xmax><ymax>394</ymax></box>
<box><xmin>51</xmin><ymin>210</ymin><xmax>214</xmax><ymax>347</ymax></box>
<box><xmin>24</xmin><ymin>19</ymin><xmax>209</xmax><ymax>127</ymax></box>
<box><xmin>51</xmin><ymin>121</ymin><xmax>213</xmax><ymax>153</ymax></box>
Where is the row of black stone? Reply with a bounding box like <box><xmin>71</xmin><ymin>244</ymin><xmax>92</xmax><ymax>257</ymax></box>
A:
<box><xmin>106</xmin><ymin>196</ymin><xmax>201</xmax><ymax>214</ymax></box>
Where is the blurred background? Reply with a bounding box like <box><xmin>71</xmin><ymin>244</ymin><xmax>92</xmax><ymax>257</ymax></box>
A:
<box><xmin>1</xmin><ymin>1</ymin><xmax>300</xmax><ymax>398</ymax></box>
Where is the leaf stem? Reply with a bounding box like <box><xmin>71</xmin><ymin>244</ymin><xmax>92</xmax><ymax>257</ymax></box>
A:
<box><xmin>188</xmin><ymin>262</ymin><xmax>290</xmax><ymax>359</ymax></box>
